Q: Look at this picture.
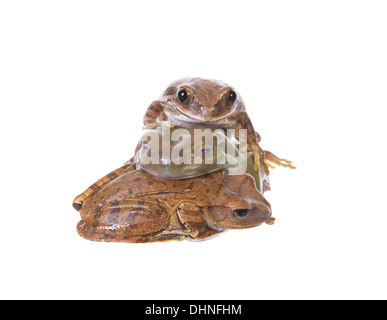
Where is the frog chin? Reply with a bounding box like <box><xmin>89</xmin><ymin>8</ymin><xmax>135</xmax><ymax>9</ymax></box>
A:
<box><xmin>206</xmin><ymin>220</ymin><xmax>264</xmax><ymax>231</ymax></box>
<box><xmin>220</xmin><ymin>206</ymin><xmax>272</xmax><ymax>230</ymax></box>
<box><xmin>226</xmin><ymin>221</ymin><xmax>265</xmax><ymax>229</ymax></box>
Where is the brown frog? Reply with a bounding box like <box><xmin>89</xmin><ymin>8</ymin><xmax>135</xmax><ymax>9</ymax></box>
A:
<box><xmin>73</xmin><ymin>164</ymin><xmax>273</xmax><ymax>243</ymax></box>
<box><xmin>72</xmin><ymin>146</ymin><xmax>291</xmax><ymax>212</ymax></box>
<box><xmin>142</xmin><ymin>77</ymin><xmax>295</xmax><ymax>172</ymax></box>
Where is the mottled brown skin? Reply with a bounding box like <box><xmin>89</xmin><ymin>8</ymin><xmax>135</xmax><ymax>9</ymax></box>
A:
<box><xmin>73</xmin><ymin>163</ymin><xmax>136</xmax><ymax>211</ymax></box>
<box><xmin>73</xmin><ymin>169</ymin><xmax>272</xmax><ymax>243</ymax></box>
<box><xmin>143</xmin><ymin>77</ymin><xmax>294</xmax><ymax>173</ymax></box>
<box><xmin>72</xmin><ymin>78</ymin><xmax>295</xmax><ymax>242</ymax></box>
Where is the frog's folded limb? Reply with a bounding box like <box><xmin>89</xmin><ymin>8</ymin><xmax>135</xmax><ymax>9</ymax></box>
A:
<box><xmin>76</xmin><ymin>200</ymin><xmax>173</xmax><ymax>243</ymax></box>
<box><xmin>264</xmin><ymin>150</ymin><xmax>296</xmax><ymax>170</ymax></box>
<box><xmin>248</xmin><ymin>140</ymin><xmax>270</xmax><ymax>175</ymax></box>
<box><xmin>250</xmin><ymin>143</ymin><xmax>261</xmax><ymax>172</ymax></box>
<box><xmin>143</xmin><ymin>100</ymin><xmax>168</xmax><ymax>129</ymax></box>
<box><xmin>176</xmin><ymin>202</ymin><xmax>221</xmax><ymax>240</ymax></box>
<box><xmin>236</xmin><ymin>112</ymin><xmax>268</xmax><ymax>174</ymax></box>
<box><xmin>161</xmin><ymin>120</ymin><xmax>175</xmax><ymax>128</ymax></box>
<box><xmin>72</xmin><ymin>163</ymin><xmax>136</xmax><ymax>211</ymax></box>
<box><xmin>156</xmin><ymin>202</ymin><xmax>221</xmax><ymax>241</ymax></box>
<box><xmin>255</xmin><ymin>131</ymin><xmax>262</xmax><ymax>142</ymax></box>
<box><xmin>77</xmin><ymin>222</ymin><xmax>185</xmax><ymax>243</ymax></box>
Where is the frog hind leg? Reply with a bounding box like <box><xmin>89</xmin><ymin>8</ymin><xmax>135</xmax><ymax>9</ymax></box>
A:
<box><xmin>235</xmin><ymin>112</ymin><xmax>266</xmax><ymax>174</ymax></box>
<box><xmin>264</xmin><ymin>150</ymin><xmax>296</xmax><ymax>170</ymax></box>
<box><xmin>77</xmin><ymin>224</ymin><xmax>184</xmax><ymax>243</ymax></box>
<box><xmin>72</xmin><ymin>163</ymin><xmax>136</xmax><ymax>211</ymax></box>
<box><xmin>76</xmin><ymin>200</ymin><xmax>174</xmax><ymax>243</ymax></box>
<box><xmin>249</xmin><ymin>139</ymin><xmax>271</xmax><ymax>175</ymax></box>
<box><xmin>249</xmin><ymin>141</ymin><xmax>261</xmax><ymax>172</ymax></box>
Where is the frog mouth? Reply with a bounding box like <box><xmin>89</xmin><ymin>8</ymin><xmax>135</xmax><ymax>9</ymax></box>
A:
<box><xmin>168</xmin><ymin>99</ymin><xmax>236</xmax><ymax>123</ymax></box>
<box><xmin>175</xmin><ymin>105</ymin><xmax>234</xmax><ymax>123</ymax></box>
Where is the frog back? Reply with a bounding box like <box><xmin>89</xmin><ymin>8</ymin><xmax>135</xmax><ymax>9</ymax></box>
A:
<box><xmin>79</xmin><ymin>169</ymin><xmax>224</xmax><ymax>218</ymax></box>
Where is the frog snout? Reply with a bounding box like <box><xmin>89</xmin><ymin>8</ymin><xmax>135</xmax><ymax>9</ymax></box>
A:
<box><xmin>250</xmin><ymin>205</ymin><xmax>272</xmax><ymax>225</ymax></box>
<box><xmin>233</xmin><ymin>205</ymin><xmax>271</xmax><ymax>227</ymax></box>
<box><xmin>255</xmin><ymin>206</ymin><xmax>271</xmax><ymax>218</ymax></box>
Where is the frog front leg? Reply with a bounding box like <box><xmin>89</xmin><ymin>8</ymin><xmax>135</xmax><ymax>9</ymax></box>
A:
<box><xmin>234</xmin><ymin>112</ymin><xmax>268</xmax><ymax>174</ymax></box>
<box><xmin>76</xmin><ymin>200</ymin><xmax>180</xmax><ymax>243</ymax></box>
<box><xmin>143</xmin><ymin>100</ymin><xmax>175</xmax><ymax>129</ymax></box>
<box><xmin>73</xmin><ymin>163</ymin><xmax>136</xmax><ymax>211</ymax></box>
<box><xmin>175</xmin><ymin>202</ymin><xmax>222</xmax><ymax>241</ymax></box>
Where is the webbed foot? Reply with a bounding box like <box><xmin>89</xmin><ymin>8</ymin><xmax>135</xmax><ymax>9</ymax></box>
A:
<box><xmin>264</xmin><ymin>151</ymin><xmax>296</xmax><ymax>170</ymax></box>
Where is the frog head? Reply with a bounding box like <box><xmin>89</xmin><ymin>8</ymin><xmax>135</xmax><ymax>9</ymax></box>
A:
<box><xmin>204</xmin><ymin>173</ymin><xmax>272</xmax><ymax>230</ymax></box>
<box><xmin>160</xmin><ymin>77</ymin><xmax>245</xmax><ymax>123</ymax></box>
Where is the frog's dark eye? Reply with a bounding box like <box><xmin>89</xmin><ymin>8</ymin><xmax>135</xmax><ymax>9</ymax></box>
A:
<box><xmin>177</xmin><ymin>88</ymin><xmax>190</xmax><ymax>104</ymax></box>
<box><xmin>233</xmin><ymin>209</ymin><xmax>250</xmax><ymax>218</ymax></box>
<box><xmin>227</xmin><ymin>90</ymin><xmax>237</xmax><ymax>104</ymax></box>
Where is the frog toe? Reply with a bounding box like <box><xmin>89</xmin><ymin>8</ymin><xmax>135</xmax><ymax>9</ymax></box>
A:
<box><xmin>265</xmin><ymin>217</ymin><xmax>276</xmax><ymax>225</ymax></box>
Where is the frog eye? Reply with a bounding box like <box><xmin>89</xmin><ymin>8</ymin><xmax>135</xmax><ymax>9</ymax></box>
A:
<box><xmin>177</xmin><ymin>88</ymin><xmax>190</xmax><ymax>104</ymax></box>
<box><xmin>233</xmin><ymin>209</ymin><xmax>250</xmax><ymax>219</ymax></box>
<box><xmin>226</xmin><ymin>90</ymin><xmax>237</xmax><ymax>105</ymax></box>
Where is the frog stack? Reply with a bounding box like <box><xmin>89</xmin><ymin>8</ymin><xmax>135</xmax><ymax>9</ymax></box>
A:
<box><xmin>72</xmin><ymin>78</ymin><xmax>295</xmax><ymax>243</ymax></box>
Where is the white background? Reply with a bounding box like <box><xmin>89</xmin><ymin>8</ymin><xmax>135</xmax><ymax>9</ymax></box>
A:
<box><xmin>1</xmin><ymin>1</ymin><xmax>386</xmax><ymax>300</ymax></box>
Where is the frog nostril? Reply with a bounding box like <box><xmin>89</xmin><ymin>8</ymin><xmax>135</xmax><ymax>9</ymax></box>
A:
<box><xmin>252</xmin><ymin>207</ymin><xmax>272</xmax><ymax>220</ymax></box>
